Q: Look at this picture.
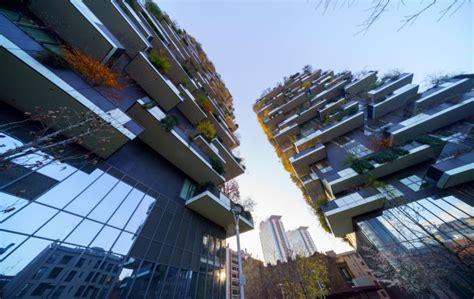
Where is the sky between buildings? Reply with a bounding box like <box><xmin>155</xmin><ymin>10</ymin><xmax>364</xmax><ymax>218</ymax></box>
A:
<box><xmin>158</xmin><ymin>0</ymin><xmax>474</xmax><ymax>260</ymax></box>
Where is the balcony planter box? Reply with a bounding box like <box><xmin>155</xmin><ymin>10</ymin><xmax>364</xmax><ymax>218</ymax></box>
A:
<box><xmin>128</xmin><ymin>98</ymin><xmax>225</xmax><ymax>185</ymax></box>
<box><xmin>29</xmin><ymin>0</ymin><xmax>124</xmax><ymax>62</ymax></box>
<box><xmin>326</xmin><ymin>143</ymin><xmax>443</xmax><ymax>195</ymax></box>
<box><xmin>323</xmin><ymin>191</ymin><xmax>385</xmax><ymax>237</ymax></box>
<box><xmin>273</xmin><ymin>123</ymin><xmax>300</xmax><ymax>144</ymax></box>
<box><xmin>186</xmin><ymin>189</ymin><xmax>253</xmax><ymax>237</ymax></box>
<box><xmin>367</xmin><ymin>73</ymin><xmax>413</xmax><ymax>102</ymax></box>
<box><xmin>211</xmin><ymin>138</ymin><xmax>245</xmax><ymax>180</ymax></box>
<box><xmin>368</xmin><ymin>84</ymin><xmax>419</xmax><ymax>119</ymax></box>
<box><xmin>290</xmin><ymin>144</ymin><xmax>327</xmax><ymax>175</ymax></box>
<box><xmin>389</xmin><ymin>98</ymin><xmax>474</xmax><ymax>145</ymax></box>
<box><xmin>177</xmin><ymin>85</ymin><xmax>207</xmax><ymax>125</ymax></box>
<box><xmin>125</xmin><ymin>52</ymin><xmax>184</xmax><ymax>111</ymax></box>
<box><xmin>295</xmin><ymin>112</ymin><xmax>365</xmax><ymax>152</ymax></box>
<box><xmin>84</xmin><ymin>0</ymin><xmax>151</xmax><ymax>57</ymax></box>
<box><xmin>414</xmin><ymin>78</ymin><xmax>473</xmax><ymax>111</ymax></box>
<box><xmin>344</xmin><ymin>72</ymin><xmax>377</xmax><ymax>96</ymax></box>
<box><xmin>0</xmin><ymin>35</ymin><xmax>135</xmax><ymax>159</ymax></box>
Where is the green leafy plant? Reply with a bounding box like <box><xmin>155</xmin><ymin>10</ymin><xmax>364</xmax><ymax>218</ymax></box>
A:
<box><xmin>160</xmin><ymin>115</ymin><xmax>179</xmax><ymax>132</ymax></box>
<box><xmin>351</xmin><ymin>159</ymin><xmax>374</xmax><ymax>174</ymax></box>
<box><xmin>196</xmin><ymin>121</ymin><xmax>217</xmax><ymax>141</ymax></box>
<box><xmin>210</xmin><ymin>158</ymin><xmax>225</xmax><ymax>175</ymax></box>
<box><xmin>149</xmin><ymin>49</ymin><xmax>171</xmax><ymax>74</ymax></box>
<box><xmin>145</xmin><ymin>0</ymin><xmax>163</xmax><ymax>20</ymax></box>
<box><xmin>341</xmin><ymin>153</ymin><xmax>359</xmax><ymax>166</ymax></box>
<box><xmin>416</xmin><ymin>135</ymin><xmax>445</xmax><ymax>146</ymax></box>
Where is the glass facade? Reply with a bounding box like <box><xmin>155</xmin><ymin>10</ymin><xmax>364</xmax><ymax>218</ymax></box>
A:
<box><xmin>0</xmin><ymin>133</ymin><xmax>227</xmax><ymax>298</ymax></box>
<box><xmin>356</xmin><ymin>194</ymin><xmax>474</xmax><ymax>296</ymax></box>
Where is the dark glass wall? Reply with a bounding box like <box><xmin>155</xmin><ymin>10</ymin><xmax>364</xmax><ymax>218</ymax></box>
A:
<box><xmin>0</xmin><ymin>107</ymin><xmax>227</xmax><ymax>298</ymax></box>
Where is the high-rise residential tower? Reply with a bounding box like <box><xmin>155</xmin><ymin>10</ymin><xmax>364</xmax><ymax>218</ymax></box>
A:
<box><xmin>254</xmin><ymin>67</ymin><xmax>474</xmax><ymax>297</ymax></box>
<box><xmin>286</xmin><ymin>226</ymin><xmax>317</xmax><ymax>257</ymax></box>
<box><xmin>0</xmin><ymin>1</ymin><xmax>252</xmax><ymax>298</ymax></box>
<box><xmin>259</xmin><ymin>215</ymin><xmax>292</xmax><ymax>265</ymax></box>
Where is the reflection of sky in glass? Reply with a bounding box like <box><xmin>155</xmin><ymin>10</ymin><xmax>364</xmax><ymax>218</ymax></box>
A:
<box><xmin>0</xmin><ymin>134</ymin><xmax>157</xmax><ymax>277</ymax></box>
<box><xmin>360</xmin><ymin>195</ymin><xmax>474</xmax><ymax>251</ymax></box>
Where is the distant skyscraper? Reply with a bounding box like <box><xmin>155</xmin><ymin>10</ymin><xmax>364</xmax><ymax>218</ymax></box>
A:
<box><xmin>286</xmin><ymin>226</ymin><xmax>317</xmax><ymax>257</ymax></box>
<box><xmin>259</xmin><ymin>215</ymin><xmax>292</xmax><ymax>265</ymax></box>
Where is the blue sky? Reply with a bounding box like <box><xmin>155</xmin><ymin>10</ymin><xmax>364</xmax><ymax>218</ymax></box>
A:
<box><xmin>158</xmin><ymin>0</ymin><xmax>473</xmax><ymax>260</ymax></box>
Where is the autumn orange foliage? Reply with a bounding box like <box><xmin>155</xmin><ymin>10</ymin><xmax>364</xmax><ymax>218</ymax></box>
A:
<box><xmin>63</xmin><ymin>48</ymin><xmax>122</xmax><ymax>89</ymax></box>
<box><xmin>367</xmin><ymin>136</ymin><xmax>391</xmax><ymax>151</ymax></box>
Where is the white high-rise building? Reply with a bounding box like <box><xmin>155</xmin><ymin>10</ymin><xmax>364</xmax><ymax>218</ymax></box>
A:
<box><xmin>286</xmin><ymin>226</ymin><xmax>317</xmax><ymax>257</ymax></box>
<box><xmin>259</xmin><ymin>215</ymin><xmax>292</xmax><ymax>265</ymax></box>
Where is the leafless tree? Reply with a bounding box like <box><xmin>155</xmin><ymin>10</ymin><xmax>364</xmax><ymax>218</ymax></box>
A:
<box><xmin>315</xmin><ymin>0</ymin><xmax>471</xmax><ymax>34</ymax></box>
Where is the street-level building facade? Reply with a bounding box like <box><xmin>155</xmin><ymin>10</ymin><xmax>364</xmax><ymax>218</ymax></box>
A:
<box><xmin>0</xmin><ymin>1</ymin><xmax>252</xmax><ymax>298</ymax></box>
<box><xmin>254</xmin><ymin>67</ymin><xmax>474</xmax><ymax>297</ymax></box>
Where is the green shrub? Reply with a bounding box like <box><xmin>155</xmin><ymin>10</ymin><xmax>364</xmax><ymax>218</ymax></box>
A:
<box><xmin>160</xmin><ymin>115</ymin><xmax>179</xmax><ymax>132</ymax></box>
<box><xmin>149</xmin><ymin>49</ymin><xmax>171</xmax><ymax>74</ymax></box>
<box><xmin>210</xmin><ymin>158</ymin><xmax>225</xmax><ymax>175</ymax></box>
<box><xmin>416</xmin><ymin>135</ymin><xmax>445</xmax><ymax>146</ymax></box>
<box><xmin>351</xmin><ymin>159</ymin><xmax>374</xmax><ymax>174</ymax></box>
<box><xmin>145</xmin><ymin>0</ymin><xmax>163</xmax><ymax>20</ymax></box>
<box><xmin>391</xmin><ymin>147</ymin><xmax>409</xmax><ymax>156</ymax></box>
<box><xmin>196</xmin><ymin>95</ymin><xmax>213</xmax><ymax>113</ymax></box>
<box><xmin>372</xmin><ymin>149</ymin><xmax>399</xmax><ymax>164</ymax></box>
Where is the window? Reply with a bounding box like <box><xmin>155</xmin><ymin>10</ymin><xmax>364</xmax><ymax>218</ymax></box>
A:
<box><xmin>60</xmin><ymin>255</ymin><xmax>73</xmax><ymax>265</ymax></box>
<box><xmin>48</xmin><ymin>267</ymin><xmax>63</xmax><ymax>279</ymax></box>
<box><xmin>74</xmin><ymin>286</ymin><xmax>85</xmax><ymax>297</ymax></box>
<box><xmin>32</xmin><ymin>283</ymin><xmax>52</xmax><ymax>296</ymax></box>
<box><xmin>51</xmin><ymin>285</ymin><xmax>65</xmax><ymax>298</ymax></box>
<box><xmin>33</xmin><ymin>267</ymin><xmax>48</xmax><ymax>279</ymax></box>
<box><xmin>85</xmin><ymin>272</ymin><xmax>94</xmax><ymax>282</ymax></box>
<box><xmin>180</xmin><ymin>179</ymin><xmax>196</xmax><ymax>200</ymax></box>
<box><xmin>94</xmin><ymin>260</ymin><xmax>101</xmax><ymax>269</ymax></box>
<box><xmin>47</xmin><ymin>254</ymin><xmax>60</xmax><ymax>264</ymax></box>
<box><xmin>64</xmin><ymin>271</ymin><xmax>77</xmax><ymax>282</ymax></box>
<box><xmin>75</xmin><ymin>258</ymin><xmax>86</xmax><ymax>268</ymax></box>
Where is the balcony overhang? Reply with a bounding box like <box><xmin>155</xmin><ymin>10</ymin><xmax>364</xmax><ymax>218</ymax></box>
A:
<box><xmin>84</xmin><ymin>0</ymin><xmax>151</xmax><ymax>57</ymax></box>
<box><xmin>211</xmin><ymin>138</ymin><xmax>245</xmax><ymax>180</ymax></box>
<box><xmin>125</xmin><ymin>52</ymin><xmax>184</xmax><ymax>111</ymax></box>
<box><xmin>186</xmin><ymin>191</ymin><xmax>254</xmax><ymax>237</ymax></box>
<box><xmin>324</xmin><ymin>193</ymin><xmax>385</xmax><ymax>237</ymax></box>
<box><xmin>290</xmin><ymin>144</ymin><xmax>327</xmax><ymax>175</ymax></box>
<box><xmin>127</xmin><ymin>99</ymin><xmax>225</xmax><ymax>185</ymax></box>
<box><xmin>0</xmin><ymin>35</ymin><xmax>135</xmax><ymax>158</ymax></box>
<box><xmin>177</xmin><ymin>85</ymin><xmax>207</xmax><ymax>125</ymax></box>
<box><xmin>209</xmin><ymin>114</ymin><xmax>239</xmax><ymax>150</ymax></box>
<box><xmin>29</xmin><ymin>0</ymin><xmax>124</xmax><ymax>62</ymax></box>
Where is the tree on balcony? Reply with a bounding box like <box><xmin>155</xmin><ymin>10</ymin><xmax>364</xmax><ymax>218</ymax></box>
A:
<box><xmin>149</xmin><ymin>49</ymin><xmax>171</xmax><ymax>74</ymax></box>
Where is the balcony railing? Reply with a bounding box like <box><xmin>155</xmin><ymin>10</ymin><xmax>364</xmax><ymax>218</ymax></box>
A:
<box><xmin>368</xmin><ymin>84</ymin><xmax>418</xmax><ymax>119</ymax></box>
<box><xmin>367</xmin><ymin>73</ymin><xmax>413</xmax><ymax>102</ymax></box>
<box><xmin>186</xmin><ymin>186</ymin><xmax>254</xmax><ymax>237</ymax></box>
<box><xmin>125</xmin><ymin>52</ymin><xmax>184</xmax><ymax>111</ymax></box>
<box><xmin>389</xmin><ymin>97</ymin><xmax>474</xmax><ymax>145</ymax></box>
<box><xmin>325</xmin><ymin>142</ymin><xmax>443</xmax><ymax>196</ymax></box>
<box><xmin>29</xmin><ymin>0</ymin><xmax>124</xmax><ymax>62</ymax></box>
<box><xmin>414</xmin><ymin>78</ymin><xmax>473</xmax><ymax>111</ymax></box>
<box><xmin>84</xmin><ymin>0</ymin><xmax>151</xmax><ymax>57</ymax></box>
<box><xmin>295</xmin><ymin>112</ymin><xmax>364</xmax><ymax>152</ymax></box>
<box><xmin>0</xmin><ymin>34</ymin><xmax>136</xmax><ymax>159</ymax></box>
<box><xmin>127</xmin><ymin>98</ymin><xmax>226</xmax><ymax>185</ymax></box>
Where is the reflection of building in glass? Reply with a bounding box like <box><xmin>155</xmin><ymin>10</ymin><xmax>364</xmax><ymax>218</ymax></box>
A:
<box><xmin>259</xmin><ymin>215</ymin><xmax>292</xmax><ymax>265</ymax></box>
<box><xmin>286</xmin><ymin>226</ymin><xmax>317</xmax><ymax>257</ymax></box>
<box><xmin>254</xmin><ymin>68</ymin><xmax>474</xmax><ymax>297</ymax></box>
<box><xmin>0</xmin><ymin>1</ymin><xmax>252</xmax><ymax>297</ymax></box>
<box><xmin>2</xmin><ymin>243</ymin><xmax>121</xmax><ymax>298</ymax></box>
